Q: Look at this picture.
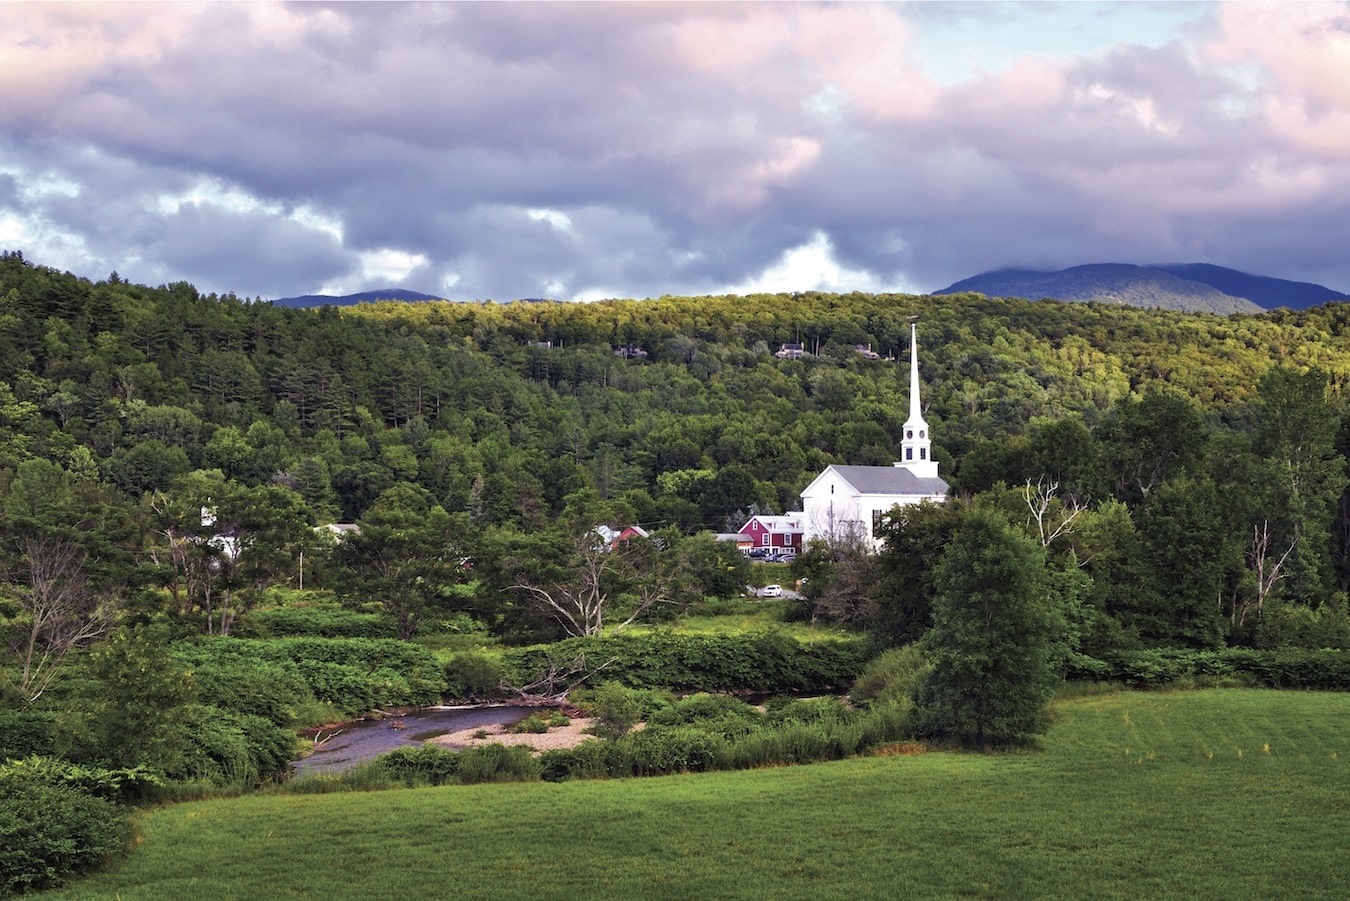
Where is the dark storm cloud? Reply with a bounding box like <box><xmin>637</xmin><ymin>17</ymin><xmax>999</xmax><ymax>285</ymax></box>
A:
<box><xmin>2</xmin><ymin>2</ymin><xmax>1349</xmax><ymax>300</ymax></box>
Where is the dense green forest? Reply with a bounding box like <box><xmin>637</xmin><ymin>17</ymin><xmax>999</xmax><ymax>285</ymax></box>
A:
<box><xmin>3</xmin><ymin>247</ymin><xmax>1350</xmax><ymax>655</ymax></box>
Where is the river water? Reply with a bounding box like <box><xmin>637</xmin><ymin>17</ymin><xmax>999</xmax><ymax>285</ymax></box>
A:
<box><xmin>292</xmin><ymin>705</ymin><xmax>532</xmax><ymax>778</ymax></box>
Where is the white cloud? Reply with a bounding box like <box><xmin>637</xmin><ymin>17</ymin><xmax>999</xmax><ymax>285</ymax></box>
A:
<box><xmin>723</xmin><ymin>231</ymin><xmax>906</xmax><ymax>296</ymax></box>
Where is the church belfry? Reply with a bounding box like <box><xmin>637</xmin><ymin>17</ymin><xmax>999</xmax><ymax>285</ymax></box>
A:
<box><xmin>898</xmin><ymin>321</ymin><xmax>939</xmax><ymax>479</ymax></box>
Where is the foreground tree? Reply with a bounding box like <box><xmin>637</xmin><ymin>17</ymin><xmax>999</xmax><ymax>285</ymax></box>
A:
<box><xmin>866</xmin><ymin>500</ymin><xmax>967</xmax><ymax>647</ymax></box>
<box><xmin>916</xmin><ymin>510</ymin><xmax>1063</xmax><ymax>746</ymax></box>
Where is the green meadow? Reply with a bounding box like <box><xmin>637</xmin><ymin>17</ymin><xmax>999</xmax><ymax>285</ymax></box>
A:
<box><xmin>46</xmin><ymin>689</ymin><xmax>1349</xmax><ymax>900</ymax></box>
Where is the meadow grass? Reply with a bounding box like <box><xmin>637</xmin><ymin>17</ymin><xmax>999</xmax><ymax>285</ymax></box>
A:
<box><xmin>45</xmin><ymin>689</ymin><xmax>1348</xmax><ymax>899</ymax></box>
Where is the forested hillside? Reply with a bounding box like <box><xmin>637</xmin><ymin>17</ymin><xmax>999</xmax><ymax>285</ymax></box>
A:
<box><xmin>3</xmin><ymin>248</ymin><xmax>1350</xmax><ymax>652</ymax></box>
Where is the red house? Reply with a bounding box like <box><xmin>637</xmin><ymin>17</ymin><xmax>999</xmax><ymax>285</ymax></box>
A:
<box><xmin>737</xmin><ymin>514</ymin><xmax>804</xmax><ymax>556</ymax></box>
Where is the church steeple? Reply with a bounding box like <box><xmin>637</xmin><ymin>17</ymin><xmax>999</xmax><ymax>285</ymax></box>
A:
<box><xmin>898</xmin><ymin>321</ymin><xmax>939</xmax><ymax>478</ymax></box>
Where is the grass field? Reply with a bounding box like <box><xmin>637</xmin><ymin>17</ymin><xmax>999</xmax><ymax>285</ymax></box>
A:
<box><xmin>47</xmin><ymin>689</ymin><xmax>1349</xmax><ymax>899</ymax></box>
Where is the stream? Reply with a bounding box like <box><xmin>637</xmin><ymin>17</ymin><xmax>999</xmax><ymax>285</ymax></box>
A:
<box><xmin>292</xmin><ymin>705</ymin><xmax>533</xmax><ymax>777</ymax></box>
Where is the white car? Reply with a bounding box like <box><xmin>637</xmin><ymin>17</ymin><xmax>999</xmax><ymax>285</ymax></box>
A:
<box><xmin>761</xmin><ymin>584</ymin><xmax>783</xmax><ymax>598</ymax></box>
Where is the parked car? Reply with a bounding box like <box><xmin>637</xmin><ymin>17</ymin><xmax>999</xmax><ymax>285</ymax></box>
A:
<box><xmin>761</xmin><ymin>584</ymin><xmax>783</xmax><ymax>598</ymax></box>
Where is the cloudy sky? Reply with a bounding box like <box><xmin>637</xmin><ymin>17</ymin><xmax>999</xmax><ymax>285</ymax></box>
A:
<box><xmin>3</xmin><ymin>1</ymin><xmax>1349</xmax><ymax>301</ymax></box>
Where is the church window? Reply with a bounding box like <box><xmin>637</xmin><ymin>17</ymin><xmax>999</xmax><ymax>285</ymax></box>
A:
<box><xmin>906</xmin><ymin>430</ymin><xmax>913</xmax><ymax>439</ymax></box>
<box><xmin>872</xmin><ymin>510</ymin><xmax>884</xmax><ymax>536</ymax></box>
<box><xmin>905</xmin><ymin>448</ymin><xmax>913</xmax><ymax>460</ymax></box>
<box><xmin>920</xmin><ymin>448</ymin><xmax>927</xmax><ymax>460</ymax></box>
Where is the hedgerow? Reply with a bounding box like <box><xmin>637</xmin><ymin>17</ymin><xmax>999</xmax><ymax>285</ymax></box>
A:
<box><xmin>502</xmin><ymin>632</ymin><xmax>871</xmax><ymax>695</ymax></box>
<box><xmin>1068</xmin><ymin>648</ymin><xmax>1350</xmax><ymax>689</ymax></box>
<box><xmin>175</xmin><ymin>637</ymin><xmax>446</xmax><ymax>716</ymax></box>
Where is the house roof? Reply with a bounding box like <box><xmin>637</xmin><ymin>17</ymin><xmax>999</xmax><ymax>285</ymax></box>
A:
<box><xmin>812</xmin><ymin>464</ymin><xmax>949</xmax><ymax>497</ymax></box>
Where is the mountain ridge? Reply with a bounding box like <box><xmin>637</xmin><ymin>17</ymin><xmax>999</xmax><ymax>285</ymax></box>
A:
<box><xmin>933</xmin><ymin>263</ymin><xmax>1347</xmax><ymax>313</ymax></box>
<box><xmin>269</xmin><ymin>288</ymin><xmax>448</xmax><ymax>307</ymax></box>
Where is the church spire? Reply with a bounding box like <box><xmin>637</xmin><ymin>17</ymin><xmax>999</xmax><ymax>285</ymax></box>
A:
<box><xmin>899</xmin><ymin>320</ymin><xmax>939</xmax><ymax>478</ymax></box>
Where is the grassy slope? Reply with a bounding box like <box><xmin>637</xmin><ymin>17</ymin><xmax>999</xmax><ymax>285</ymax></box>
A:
<box><xmin>49</xmin><ymin>690</ymin><xmax>1349</xmax><ymax>899</ymax></box>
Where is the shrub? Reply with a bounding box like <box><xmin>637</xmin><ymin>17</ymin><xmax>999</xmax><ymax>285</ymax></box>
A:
<box><xmin>0</xmin><ymin>711</ymin><xmax>56</xmax><ymax>760</ymax></box>
<box><xmin>374</xmin><ymin>745</ymin><xmax>461</xmax><ymax>787</ymax></box>
<box><xmin>235</xmin><ymin>606</ymin><xmax>396</xmax><ymax>639</ymax></box>
<box><xmin>0</xmin><ymin>757</ymin><xmax>164</xmax><ymax>805</ymax></box>
<box><xmin>586</xmin><ymin>682</ymin><xmax>643</xmax><ymax>740</ymax></box>
<box><xmin>186</xmin><ymin>661</ymin><xmax>314</xmax><ymax>727</ymax></box>
<box><xmin>850</xmin><ymin>644</ymin><xmax>931</xmax><ymax>711</ymax></box>
<box><xmin>513</xmin><ymin>714</ymin><xmax>551</xmax><ymax>734</ymax></box>
<box><xmin>0</xmin><ymin>772</ymin><xmax>129</xmax><ymax>894</ymax></box>
<box><xmin>443</xmin><ymin>652</ymin><xmax>511</xmax><ymax>701</ymax></box>
<box><xmin>181</xmin><ymin>637</ymin><xmax>447</xmax><ymax>715</ymax></box>
<box><xmin>455</xmin><ymin>744</ymin><xmax>539</xmax><ymax>784</ymax></box>
<box><xmin>1073</xmin><ymin>649</ymin><xmax>1350</xmax><ymax>690</ymax></box>
<box><xmin>539</xmin><ymin>742</ymin><xmax>611</xmax><ymax>782</ymax></box>
<box><xmin>623</xmin><ymin>726</ymin><xmax>731</xmax><ymax>776</ymax></box>
<box><xmin>647</xmin><ymin>694</ymin><xmax>763</xmax><ymax>740</ymax></box>
<box><xmin>171</xmin><ymin>707</ymin><xmax>298</xmax><ymax>787</ymax></box>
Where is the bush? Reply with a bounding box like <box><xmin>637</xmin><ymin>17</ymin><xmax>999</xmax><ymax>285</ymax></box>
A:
<box><xmin>0</xmin><ymin>772</ymin><xmax>129</xmax><ymax>894</ymax></box>
<box><xmin>623</xmin><ymin>726</ymin><xmax>732</xmax><ymax>776</ymax></box>
<box><xmin>171</xmin><ymin>707</ymin><xmax>298</xmax><ymax>787</ymax></box>
<box><xmin>0</xmin><ymin>711</ymin><xmax>56</xmax><ymax>760</ymax></box>
<box><xmin>186</xmin><ymin>661</ymin><xmax>314</xmax><ymax>727</ymax></box>
<box><xmin>513</xmin><ymin>714</ymin><xmax>551</xmax><ymax>734</ymax></box>
<box><xmin>374</xmin><ymin>745</ymin><xmax>462</xmax><ymax>787</ymax></box>
<box><xmin>0</xmin><ymin>757</ymin><xmax>164</xmax><ymax>805</ymax></box>
<box><xmin>455</xmin><ymin>744</ymin><xmax>539</xmax><ymax>784</ymax></box>
<box><xmin>235</xmin><ymin>606</ymin><xmax>396</xmax><ymax>639</ymax></box>
<box><xmin>647</xmin><ymin>694</ymin><xmax>763</xmax><ymax>740</ymax></box>
<box><xmin>583</xmin><ymin>682</ymin><xmax>642</xmax><ymax>740</ymax></box>
<box><xmin>443</xmin><ymin>652</ymin><xmax>511</xmax><ymax>701</ymax></box>
<box><xmin>366</xmin><ymin>743</ymin><xmax>540</xmax><ymax>788</ymax></box>
<box><xmin>850</xmin><ymin>645</ymin><xmax>931</xmax><ymax>711</ymax></box>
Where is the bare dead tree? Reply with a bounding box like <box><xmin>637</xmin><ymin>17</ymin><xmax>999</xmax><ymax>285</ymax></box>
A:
<box><xmin>511</xmin><ymin>652</ymin><xmax>617</xmax><ymax>703</ymax></box>
<box><xmin>1023</xmin><ymin>478</ymin><xmax>1085</xmax><ymax>548</ymax></box>
<box><xmin>1232</xmin><ymin>521</ymin><xmax>1296</xmax><ymax>629</ymax></box>
<box><xmin>7</xmin><ymin>534</ymin><xmax>117</xmax><ymax>702</ymax></box>
<box><xmin>513</xmin><ymin>532</ymin><xmax>674</xmax><ymax>638</ymax></box>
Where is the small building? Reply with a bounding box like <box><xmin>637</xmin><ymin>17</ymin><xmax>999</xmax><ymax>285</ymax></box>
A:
<box><xmin>775</xmin><ymin>342</ymin><xmax>807</xmax><ymax>359</ymax></box>
<box><xmin>715</xmin><ymin>532</ymin><xmax>755</xmax><ymax>553</ymax></box>
<box><xmin>853</xmin><ymin>343</ymin><xmax>882</xmax><ymax>360</ymax></box>
<box><xmin>614</xmin><ymin>343</ymin><xmax>648</xmax><ymax>359</ymax></box>
<box><xmin>596</xmin><ymin>524</ymin><xmax>650</xmax><ymax>551</ymax></box>
<box><xmin>737</xmin><ymin>513</ymin><xmax>805</xmax><ymax>556</ymax></box>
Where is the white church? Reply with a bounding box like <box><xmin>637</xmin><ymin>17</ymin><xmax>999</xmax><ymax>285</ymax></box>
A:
<box><xmin>799</xmin><ymin>322</ymin><xmax>949</xmax><ymax>549</ymax></box>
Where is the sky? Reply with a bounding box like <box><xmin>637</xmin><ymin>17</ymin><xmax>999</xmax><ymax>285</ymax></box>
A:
<box><xmin>2</xmin><ymin>1</ymin><xmax>1349</xmax><ymax>302</ymax></box>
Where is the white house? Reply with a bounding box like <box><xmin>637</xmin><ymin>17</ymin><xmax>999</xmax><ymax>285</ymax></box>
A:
<box><xmin>800</xmin><ymin>322</ymin><xmax>948</xmax><ymax>549</ymax></box>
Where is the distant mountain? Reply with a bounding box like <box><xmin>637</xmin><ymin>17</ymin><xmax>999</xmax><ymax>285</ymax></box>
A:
<box><xmin>1149</xmin><ymin>264</ymin><xmax>1348</xmax><ymax>310</ymax></box>
<box><xmin>270</xmin><ymin>288</ymin><xmax>446</xmax><ymax>308</ymax></box>
<box><xmin>933</xmin><ymin>263</ymin><xmax>1347</xmax><ymax>313</ymax></box>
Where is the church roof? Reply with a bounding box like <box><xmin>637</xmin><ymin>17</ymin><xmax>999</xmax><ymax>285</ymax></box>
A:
<box><xmin>824</xmin><ymin>464</ymin><xmax>949</xmax><ymax>497</ymax></box>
